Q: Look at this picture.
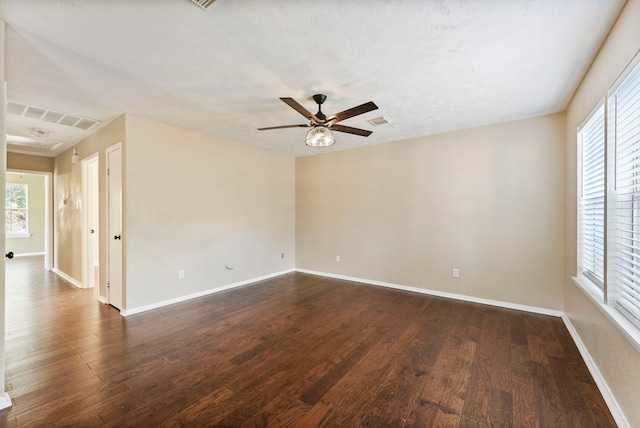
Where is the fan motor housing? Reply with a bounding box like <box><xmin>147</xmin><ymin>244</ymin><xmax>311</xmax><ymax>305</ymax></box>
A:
<box><xmin>312</xmin><ymin>94</ymin><xmax>327</xmax><ymax>105</ymax></box>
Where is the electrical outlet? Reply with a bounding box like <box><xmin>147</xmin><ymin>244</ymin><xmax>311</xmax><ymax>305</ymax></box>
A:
<box><xmin>336</xmin><ymin>255</ymin><xmax>341</xmax><ymax>263</ymax></box>
<box><xmin>452</xmin><ymin>268</ymin><xmax>459</xmax><ymax>278</ymax></box>
<box><xmin>178</xmin><ymin>270</ymin><xmax>185</xmax><ymax>279</ymax></box>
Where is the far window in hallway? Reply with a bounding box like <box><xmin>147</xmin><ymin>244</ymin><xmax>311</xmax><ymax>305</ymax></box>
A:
<box><xmin>5</xmin><ymin>183</ymin><xmax>28</xmax><ymax>237</ymax></box>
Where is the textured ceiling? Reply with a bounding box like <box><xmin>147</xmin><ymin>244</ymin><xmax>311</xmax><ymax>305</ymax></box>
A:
<box><xmin>0</xmin><ymin>0</ymin><xmax>626</xmax><ymax>157</ymax></box>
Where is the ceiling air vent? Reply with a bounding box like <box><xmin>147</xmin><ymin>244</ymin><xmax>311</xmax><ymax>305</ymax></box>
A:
<box><xmin>7</xmin><ymin>101</ymin><xmax>27</xmax><ymax>116</ymax></box>
<box><xmin>190</xmin><ymin>0</ymin><xmax>216</xmax><ymax>10</ymax></box>
<box><xmin>368</xmin><ymin>116</ymin><xmax>392</xmax><ymax>126</ymax></box>
<box><xmin>7</xmin><ymin>101</ymin><xmax>101</xmax><ymax>131</ymax></box>
<box><xmin>42</xmin><ymin>111</ymin><xmax>65</xmax><ymax>123</ymax></box>
<box><xmin>25</xmin><ymin>106</ymin><xmax>47</xmax><ymax>120</ymax></box>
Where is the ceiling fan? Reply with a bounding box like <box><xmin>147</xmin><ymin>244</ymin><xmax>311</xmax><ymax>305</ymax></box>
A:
<box><xmin>258</xmin><ymin>94</ymin><xmax>378</xmax><ymax>147</ymax></box>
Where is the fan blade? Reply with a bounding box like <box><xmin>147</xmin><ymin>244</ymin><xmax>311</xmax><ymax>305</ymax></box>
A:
<box><xmin>330</xmin><ymin>124</ymin><xmax>373</xmax><ymax>137</ymax></box>
<box><xmin>280</xmin><ymin>97</ymin><xmax>320</xmax><ymax>123</ymax></box>
<box><xmin>257</xmin><ymin>124</ymin><xmax>310</xmax><ymax>131</ymax></box>
<box><xmin>327</xmin><ymin>101</ymin><xmax>378</xmax><ymax>124</ymax></box>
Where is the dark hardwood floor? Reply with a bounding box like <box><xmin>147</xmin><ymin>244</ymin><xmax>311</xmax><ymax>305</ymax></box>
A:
<box><xmin>1</xmin><ymin>256</ymin><xmax>615</xmax><ymax>427</ymax></box>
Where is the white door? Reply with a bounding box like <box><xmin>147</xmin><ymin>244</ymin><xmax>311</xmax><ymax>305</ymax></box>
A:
<box><xmin>82</xmin><ymin>155</ymin><xmax>100</xmax><ymax>289</ymax></box>
<box><xmin>106</xmin><ymin>143</ymin><xmax>123</xmax><ymax>310</ymax></box>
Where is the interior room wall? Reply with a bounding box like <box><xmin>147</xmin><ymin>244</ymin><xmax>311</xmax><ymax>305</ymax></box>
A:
<box><xmin>53</xmin><ymin>114</ymin><xmax>126</xmax><ymax>299</ymax></box>
<box><xmin>124</xmin><ymin>114</ymin><xmax>295</xmax><ymax>311</ymax></box>
<box><xmin>5</xmin><ymin>172</ymin><xmax>45</xmax><ymax>255</ymax></box>
<box><xmin>296</xmin><ymin>113</ymin><xmax>566</xmax><ymax>311</ymax></box>
<box><xmin>7</xmin><ymin>152</ymin><xmax>54</xmax><ymax>173</ymax></box>
<box><xmin>564</xmin><ymin>0</ymin><xmax>640</xmax><ymax>425</ymax></box>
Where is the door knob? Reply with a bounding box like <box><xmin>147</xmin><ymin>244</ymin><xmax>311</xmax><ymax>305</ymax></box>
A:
<box><xmin>114</xmin><ymin>235</ymin><xmax>121</xmax><ymax>240</ymax></box>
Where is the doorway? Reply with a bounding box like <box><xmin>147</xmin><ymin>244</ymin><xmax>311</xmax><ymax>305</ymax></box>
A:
<box><xmin>5</xmin><ymin>170</ymin><xmax>53</xmax><ymax>270</ymax></box>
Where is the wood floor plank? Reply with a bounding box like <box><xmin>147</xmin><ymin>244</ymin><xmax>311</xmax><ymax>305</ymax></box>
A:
<box><xmin>303</xmin><ymin>322</ymin><xmax>422</xmax><ymax>426</ymax></box>
<box><xmin>0</xmin><ymin>256</ymin><xmax>617</xmax><ymax>427</ymax></box>
<box><xmin>548</xmin><ymin>355</ymin><xmax>594</xmax><ymax>427</ymax></box>
<box><xmin>357</xmin><ymin>337</ymin><xmax>439</xmax><ymax>426</ymax></box>
<box><xmin>431</xmin><ymin>339</ymin><xmax>477</xmax><ymax>427</ymax></box>
<box><xmin>488</xmin><ymin>387</ymin><xmax>513</xmax><ymax>427</ymax></box>
<box><xmin>511</xmin><ymin>344</ymin><xmax>542</xmax><ymax>428</ymax></box>
<box><xmin>578</xmin><ymin>379</ymin><xmax>618</xmax><ymax>427</ymax></box>
<box><xmin>460</xmin><ymin>355</ymin><xmax>492</xmax><ymax>424</ymax></box>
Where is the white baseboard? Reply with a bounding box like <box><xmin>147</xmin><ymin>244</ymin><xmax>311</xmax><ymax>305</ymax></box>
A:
<box><xmin>0</xmin><ymin>392</ymin><xmax>12</xmax><ymax>410</ymax></box>
<box><xmin>295</xmin><ymin>269</ymin><xmax>564</xmax><ymax>317</ymax></box>
<box><xmin>121</xmin><ymin>269</ymin><xmax>295</xmax><ymax>317</ymax></box>
<box><xmin>52</xmin><ymin>268</ymin><xmax>84</xmax><ymax>289</ymax></box>
<box><xmin>562</xmin><ymin>314</ymin><xmax>629</xmax><ymax>428</ymax></box>
<box><xmin>97</xmin><ymin>295</ymin><xmax>108</xmax><ymax>304</ymax></box>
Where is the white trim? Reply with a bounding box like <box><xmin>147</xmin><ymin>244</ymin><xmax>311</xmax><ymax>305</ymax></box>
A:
<box><xmin>295</xmin><ymin>269</ymin><xmax>564</xmax><ymax>317</ymax></box>
<box><xmin>44</xmin><ymin>172</ymin><xmax>53</xmax><ymax>270</ymax></box>
<box><xmin>7</xmin><ymin>169</ymin><xmax>54</xmax><ymax>270</ymax></box>
<box><xmin>6</xmin><ymin>232</ymin><xmax>30</xmax><ymax>238</ymax></box>
<box><xmin>97</xmin><ymin>295</ymin><xmax>108</xmax><ymax>304</ymax></box>
<box><xmin>608</xmin><ymin>48</ymin><xmax>640</xmax><ymax>96</ymax></box>
<box><xmin>572</xmin><ymin>276</ymin><xmax>640</xmax><ymax>353</ymax></box>
<box><xmin>562</xmin><ymin>314</ymin><xmax>630</xmax><ymax>428</ymax></box>
<box><xmin>10</xmin><ymin>251</ymin><xmax>45</xmax><ymax>258</ymax></box>
<box><xmin>52</xmin><ymin>268</ymin><xmax>84</xmax><ymax>289</ymax></box>
<box><xmin>0</xmin><ymin>392</ymin><xmax>12</xmax><ymax>410</ymax></box>
<box><xmin>81</xmin><ymin>153</ymin><xmax>100</xmax><ymax>290</ymax></box>
<box><xmin>120</xmin><ymin>269</ymin><xmax>295</xmax><ymax>316</ymax></box>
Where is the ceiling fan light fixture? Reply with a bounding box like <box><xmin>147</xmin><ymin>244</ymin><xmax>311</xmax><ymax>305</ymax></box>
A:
<box><xmin>305</xmin><ymin>125</ymin><xmax>335</xmax><ymax>147</ymax></box>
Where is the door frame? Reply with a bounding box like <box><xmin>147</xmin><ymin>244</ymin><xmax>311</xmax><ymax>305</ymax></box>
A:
<box><xmin>81</xmin><ymin>153</ymin><xmax>99</xmax><ymax>290</ymax></box>
<box><xmin>6</xmin><ymin>169</ymin><xmax>53</xmax><ymax>270</ymax></box>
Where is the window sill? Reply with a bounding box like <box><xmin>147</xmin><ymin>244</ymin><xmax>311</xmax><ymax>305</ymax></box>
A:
<box><xmin>6</xmin><ymin>233</ymin><xmax>30</xmax><ymax>239</ymax></box>
<box><xmin>572</xmin><ymin>276</ymin><xmax>640</xmax><ymax>354</ymax></box>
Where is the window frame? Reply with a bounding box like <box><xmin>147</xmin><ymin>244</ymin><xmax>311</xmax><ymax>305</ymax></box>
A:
<box><xmin>577</xmin><ymin>101</ymin><xmax>606</xmax><ymax>291</ymax></box>
<box><xmin>5</xmin><ymin>182</ymin><xmax>29</xmax><ymax>238</ymax></box>
<box><xmin>574</xmin><ymin>51</ymin><xmax>640</xmax><ymax>353</ymax></box>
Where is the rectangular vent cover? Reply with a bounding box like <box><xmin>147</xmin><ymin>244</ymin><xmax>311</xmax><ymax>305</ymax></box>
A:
<box><xmin>368</xmin><ymin>116</ymin><xmax>392</xmax><ymax>126</ymax></box>
<box><xmin>190</xmin><ymin>0</ymin><xmax>216</xmax><ymax>10</ymax></box>
<box><xmin>7</xmin><ymin>101</ymin><xmax>101</xmax><ymax>131</ymax></box>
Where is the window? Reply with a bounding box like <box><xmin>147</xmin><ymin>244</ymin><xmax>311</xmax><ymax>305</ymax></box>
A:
<box><xmin>577</xmin><ymin>57</ymin><xmax>640</xmax><ymax>338</ymax></box>
<box><xmin>5</xmin><ymin>183</ymin><xmax>28</xmax><ymax>237</ymax></box>
<box><xmin>609</xmin><ymin>59</ymin><xmax>640</xmax><ymax>329</ymax></box>
<box><xmin>578</xmin><ymin>104</ymin><xmax>605</xmax><ymax>290</ymax></box>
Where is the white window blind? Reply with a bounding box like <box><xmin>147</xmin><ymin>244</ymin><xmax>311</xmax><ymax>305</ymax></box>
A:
<box><xmin>579</xmin><ymin>105</ymin><xmax>606</xmax><ymax>289</ymax></box>
<box><xmin>610</xmin><ymin>60</ymin><xmax>640</xmax><ymax>329</ymax></box>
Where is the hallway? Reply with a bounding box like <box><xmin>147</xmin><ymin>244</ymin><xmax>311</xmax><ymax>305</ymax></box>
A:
<box><xmin>2</xmin><ymin>256</ymin><xmax>122</xmax><ymax>427</ymax></box>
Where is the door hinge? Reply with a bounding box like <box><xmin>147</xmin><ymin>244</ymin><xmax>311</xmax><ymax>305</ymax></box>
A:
<box><xmin>107</xmin><ymin>281</ymin><xmax>110</xmax><ymax>288</ymax></box>
<box><xmin>107</xmin><ymin>168</ymin><xmax>110</xmax><ymax>175</ymax></box>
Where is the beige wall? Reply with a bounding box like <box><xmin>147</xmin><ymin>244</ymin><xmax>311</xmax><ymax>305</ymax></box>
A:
<box><xmin>564</xmin><ymin>0</ymin><xmax>640</xmax><ymax>425</ymax></box>
<box><xmin>296</xmin><ymin>113</ymin><xmax>565</xmax><ymax>311</ymax></box>
<box><xmin>6</xmin><ymin>173</ymin><xmax>45</xmax><ymax>255</ymax></box>
<box><xmin>7</xmin><ymin>152</ymin><xmax>54</xmax><ymax>173</ymax></box>
<box><xmin>54</xmin><ymin>115</ymin><xmax>126</xmax><ymax>299</ymax></box>
<box><xmin>124</xmin><ymin>115</ymin><xmax>295</xmax><ymax>310</ymax></box>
